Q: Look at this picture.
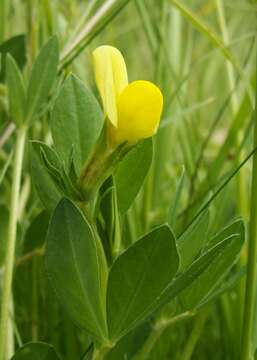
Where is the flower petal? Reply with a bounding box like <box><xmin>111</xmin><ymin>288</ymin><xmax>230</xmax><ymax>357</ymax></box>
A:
<box><xmin>114</xmin><ymin>80</ymin><xmax>163</xmax><ymax>143</ymax></box>
<box><xmin>93</xmin><ymin>45</ymin><xmax>128</xmax><ymax>127</ymax></box>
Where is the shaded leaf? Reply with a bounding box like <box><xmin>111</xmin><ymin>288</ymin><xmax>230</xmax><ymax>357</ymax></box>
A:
<box><xmin>11</xmin><ymin>342</ymin><xmax>61</xmax><ymax>360</ymax></box>
<box><xmin>6</xmin><ymin>54</ymin><xmax>26</xmax><ymax>126</ymax></box>
<box><xmin>0</xmin><ymin>34</ymin><xmax>26</xmax><ymax>81</ymax></box>
<box><xmin>30</xmin><ymin>141</ymin><xmax>63</xmax><ymax>213</ymax></box>
<box><xmin>46</xmin><ymin>198</ymin><xmax>108</xmax><ymax>340</ymax></box>
<box><xmin>24</xmin><ymin>211</ymin><xmax>49</xmax><ymax>252</ymax></box>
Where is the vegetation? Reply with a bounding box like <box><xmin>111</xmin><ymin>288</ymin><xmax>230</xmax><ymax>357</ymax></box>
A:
<box><xmin>0</xmin><ymin>1</ymin><xmax>256</xmax><ymax>359</ymax></box>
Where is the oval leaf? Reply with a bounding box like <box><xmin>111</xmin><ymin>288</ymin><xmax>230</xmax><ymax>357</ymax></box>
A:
<box><xmin>46</xmin><ymin>198</ymin><xmax>108</xmax><ymax>340</ymax></box>
<box><xmin>6</xmin><ymin>54</ymin><xmax>26</xmax><ymax>126</ymax></box>
<box><xmin>115</xmin><ymin>138</ymin><xmax>152</xmax><ymax>214</ymax></box>
<box><xmin>51</xmin><ymin>74</ymin><xmax>103</xmax><ymax>174</ymax></box>
<box><xmin>30</xmin><ymin>142</ymin><xmax>63</xmax><ymax>213</ymax></box>
<box><xmin>107</xmin><ymin>225</ymin><xmax>179</xmax><ymax>341</ymax></box>
<box><xmin>26</xmin><ymin>36</ymin><xmax>59</xmax><ymax>124</ymax></box>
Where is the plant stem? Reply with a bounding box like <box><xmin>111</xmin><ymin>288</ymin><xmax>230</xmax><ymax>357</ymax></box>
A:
<box><xmin>0</xmin><ymin>126</ymin><xmax>27</xmax><ymax>360</ymax></box>
<box><xmin>240</xmin><ymin>57</ymin><xmax>257</xmax><ymax>360</ymax></box>
<box><xmin>6</xmin><ymin>295</ymin><xmax>14</xmax><ymax>359</ymax></box>
<box><xmin>181</xmin><ymin>309</ymin><xmax>209</xmax><ymax>360</ymax></box>
<box><xmin>135</xmin><ymin>311</ymin><xmax>194</xmax><ymax>360</ymax></box>
<box><xmin>112</xmin><ymin>187</ymin><xmax>122</xmax><ymax>258</ymax></box>
<box><xmin>92</xmin><ymin>344</ymin><xmax>111</xmax><ymax>360</ymax></box>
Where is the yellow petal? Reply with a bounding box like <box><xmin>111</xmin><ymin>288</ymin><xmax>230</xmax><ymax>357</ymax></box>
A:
<box><xmin>113</xmin><ymin>80</ymin><xmax>163</xmax><ymax>143</ymax></box>
<box><xmin>92</xmin><ymin>45</ymin><xmax>128</xmax><ymax>127</ymax></box>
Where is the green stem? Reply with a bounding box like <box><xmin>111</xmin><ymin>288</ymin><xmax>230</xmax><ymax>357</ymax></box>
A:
<box><xmin>136</xmin><ymin>325</ymin><xmax>163</xmax><ymax>360</ymax></box>
<box><xmin>181</xmin><ymin>309</ymin><xmax>209</xmax><ymax>360</ymax></box>
<box><xmin>6</xmin><ymin>295</ymin><xmax>14</xmax><ymax>358</ymax></box>
<box><xmin>135</xmin><ymin>311</ymin><xmax>193</xmax><ymax>360</ymax></box>
<box><xmin>240</xmin><ymin>57</ymin><xmax>257</xmax><ymax>360</ymax></box>
<box><xmin>112</xmin><ymin>186</ymin><xmax>122</xmax><ymax>258</ymax></box>
<box><xmin>0</xmin><ymin>126</ymin><xmax>27</xmax><ymax>360</ymax></box>
<box><xmin>92</xmin><ymin>344</ymin><xmax>111</xmax><ymax>360</ymax></box>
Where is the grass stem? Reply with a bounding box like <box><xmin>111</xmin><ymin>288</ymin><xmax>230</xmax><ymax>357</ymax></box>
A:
<box><xmin>0</xmin><ymin>126</ymin><xmax>27</xmax><ymax>360</ymax></box>
<box><xmin>240</xmin><ymin>55</ymin><xmax>257</xmax><ymax>360</ymax></box>
<box><xmin>181</xmin><ymin>309</ymin><xmax>209</xmax><ymax>360</ymax></box>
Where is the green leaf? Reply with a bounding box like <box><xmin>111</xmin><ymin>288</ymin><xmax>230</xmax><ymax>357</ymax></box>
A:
<box><xmin>30</xmin><ymin>141</ymin><xmax>63</xmax><ymax>212</ymax></box>
<box><xmin>208</xmin><ymin>218</ymin><xmax>244</xmax><ymax>247</ymax></box>
<box><xmin>148</xmin><ymin>234</ymin><xmax>245</xmax><ymax>315</ymax></box>
<box><xmin>51</xmin><ymin>74</ymin><xmax>103</xmax><ymax>174</ymax></box>
<box><xmin>180</xmin><ymin>229</ymin><xmax>244</xmax><ymax>309</ymax></box>
<box><xmin>26</xmin><ymin>36</ymin><xmax>59</xmax><ymax>124</ymax></box>
<box><xmin>39</xmin><ymin>145</ymin><xmax>63</xmax><ymax>182</ymax></box>
<box><xmin>107</xmin><ymin>225</ymin><xmax>179</xmax><ymax>341</ymax></box>
<box><xmin>198</xmin><ymin>266</ymin><xmax>245</xmax><ymax>309</ymax></box>
<box><xmin>0</xmin><ymin>34</ymin><xmax>26</xmax><ymax>81</ymax></box>
<box><xmin>24</xmin><ymin>211</ymin><xmax>49</xmax><ymax>252</ymax></box>
<box><xmin>177</xmin><ymin>210</ymin><xmax>209</xmax><ymax>271</ymax></box>
<box><xmin>6</xmin><ymin>54</ymin><xmax>26</xmax><ymax>126</ymax></box>
<box><xmin>11</xmin><ymin>342</ymin><xmax>61</xmax><ymax>360</ymax></box>
<box><xmin>106</xmin><ymin>322</ymin><xmax>151</xmax><ymax>360</ymax></box>
<box><xmin>115</xmin><ymin>139</ymin><xmax>153</xmax><ymax>214</ymax></box>
<box><xmin>46</xmin><ymin>198</ymin><xmax>108</xmax><ymax>341</ymax></box>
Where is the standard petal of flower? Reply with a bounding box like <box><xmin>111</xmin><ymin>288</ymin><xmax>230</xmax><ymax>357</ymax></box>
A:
<box><xmin>115</xmin><ymin>80</ymin><xmax>163</xmax><ymax>143</ymax></box>
<box><xmin>93</xmin><ymin>45</ymin><xmax>128</xmax><ymax>127</ymax></box>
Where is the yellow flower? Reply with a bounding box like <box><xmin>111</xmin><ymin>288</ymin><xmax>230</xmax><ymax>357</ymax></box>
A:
<box><xmin>92</xmin><ymin>45</ymin><xmax>163</xmax><ymax>144</ymax></box>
